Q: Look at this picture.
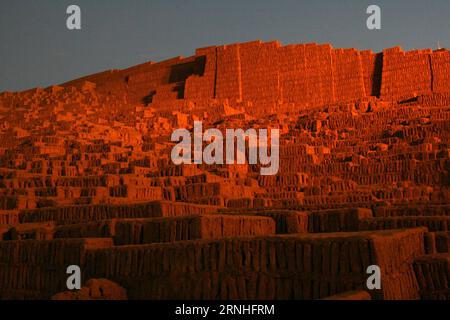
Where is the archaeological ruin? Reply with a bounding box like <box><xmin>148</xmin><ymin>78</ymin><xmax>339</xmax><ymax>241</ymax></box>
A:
<box><xmin>0</xmin><ymin>40</ymin><xmax>449</xmax><ymax>300</ymax></box>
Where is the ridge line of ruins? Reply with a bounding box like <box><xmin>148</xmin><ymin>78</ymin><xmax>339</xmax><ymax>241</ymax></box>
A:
<box><xmin>51</xmin><ymin>40</ymin><xmax>450</xmax><ymax>110</ymax></box>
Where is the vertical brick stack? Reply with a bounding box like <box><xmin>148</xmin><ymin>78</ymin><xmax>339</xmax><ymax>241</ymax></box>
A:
<box><xmin>430</xmin><ymin>50</ymin><xmax>450</xmax><ymax>93</ymax></box>
<box><xmin>184</xmin><ymin>47</ymin><xmax>217</xmax><ymax>100</ymax></box>
<box><xmin>380</xmin><ymin>47</ymin><xmax>433</xmax><ymax>100</ymax></box>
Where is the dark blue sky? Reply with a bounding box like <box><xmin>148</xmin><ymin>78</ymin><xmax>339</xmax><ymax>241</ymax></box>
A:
<box><xmin>1</xmin><ymin>0</ymin><xmax>449</xmax><ymax>92</ymax></box>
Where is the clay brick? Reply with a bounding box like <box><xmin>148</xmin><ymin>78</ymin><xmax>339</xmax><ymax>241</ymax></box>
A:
<box><xmin>83</xmin><ymin>228</ymin><xmax>424</xmax><ymax>300</ymax></box>
<box><xmin>0</xmin><ymin>238</ymin><xmax>113</xmax><ymax>298</ymax></box>
<box><xmin>114</xmin><ymin>214</ymin><xmax>275</xmax><ymax>245</ymax></box>
<box><xmin>4</xmin><ymin>222</ymin><xmax>55</xmax><ymax>240</ymax></box>
<box><xmin>359</xmin><ymin>216</ymin><xmax>450</xmax><ymax>232</ymax></box>
<box><xmin>217</xmin><ymin>209</ymin><xmax>309</xmax><ymax>234</ymax></box>
<box><xmin>309</xmin><ymin>208</ymin><xmax>373</xmax><ymax>232</ymax></box>
<box><xmin>413</xmin><ymin>254</ymin><xmax>450</xmax><ymax>300</ymax></box>
<box><xmin>19</xmin><ymin>201</ymin><xmax>218</xmax><ymax>225</ymax></box>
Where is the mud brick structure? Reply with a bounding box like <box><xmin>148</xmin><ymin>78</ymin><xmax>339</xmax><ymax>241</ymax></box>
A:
<box><xmin>308</xmin><ymin>208</ymin><xmax>372</xmax><ymax>233</ymax></box>
<box><xmin>0</xmin><ymin>40</ymin><xmax>449</xmax><ymax>299</ymax></box>
<box><xmin>18</xmin><ymin>201</ymin><xmax>218</xmax><ymax>225</ymax></box>
<box><xmin>423</xmin><ymin>232</ymin><xmax>450</xmax><ymax>254</ymax></box>
<box><xmin>80</xmin><ymin>228</ymin><xmax>424</xmax><ymax>300</ymax></box>
<box><xmin>0</xmin><ymin>238</ymin><xmax>112</xmax><ymax>299</ymax></box>
<box><xmin>434</xmin><ymin>232</ymin><xmax>450</xmax><ymax>253</ymax></box>
<box><xmin>359</xmin><ymin>216</ymin><xmax>450</xmax><ymax>232</ymax></box>
<box><xmin>413</xmin><ymin>254</ymin><xmax>450</xmax><ymax>300</ymax></box>
<box><xmin>216</xmin><ymin>209</ymin><xmax>310</xmax><ymax>234</ymax></box>
<box><xmin>52</xmin><ymin>215</ymin><xmax>275</xmax><ymax>245</ymax></box>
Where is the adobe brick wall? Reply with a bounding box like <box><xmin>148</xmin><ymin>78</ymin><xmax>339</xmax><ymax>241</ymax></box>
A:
<box><xmin>0</xmin><ymin>238</ymin><xmax>113</xmax><ymax>299</ymax></box>
<box><xmin>19</xmin><ymin>201</ymin><xmax>219</xmax><ymax>225</ymax></box>
<box><xmin>430</xmin><ymin>51</ymin><xmax>450</xmax><ymax>93</ymax></box>
<box><xmin>413</xmin><ymin>254</ymin><xmax>450</xmax><ymax>300</ymax></box>
<box><xmin>58</xmin><ymin>40</ymin><xmax>450</xmax><ymax>109</ymax></box>
<box><xmin>82</xmin><ymin>228</ymin><xmax>425</xmax><ymax>300</ymax></box>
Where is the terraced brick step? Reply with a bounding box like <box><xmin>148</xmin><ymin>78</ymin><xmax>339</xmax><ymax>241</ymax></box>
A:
<box><xmin>83</xmin><ymin>228</ymin><xmax>425</xmax><ymax>300</ymax></box>
<box><xmin>0</xmin><ymin>238</ymin><xmax>113</xmax><ymax>299</ymax></box>
<box><xmin>19</xmin><ymin>201</ymin><xmax>218</xmax><ymax>225</ymax></box>
<box><xmin>216</xmin><ymin>209</ymin><xmax>309</xmax><ymax>233</ymax></box>
<box><xmin>423</xmin><ymin>232</ymin><xmax>450</xmax><ymax>254</ymax></box>
<box><xmin>359</xmin><ymin>216</ymin><xmax>450</xmax><ymax>232</ymax></box>
<box><xmin>373</xmin><ymin>204</ymin><xmax>450</xmax><ymax>217</ymax></box>
<box><xmin>0</xmin><ymin>210</ymin><xmax>19</xmax><ymax>225</ymax></box>
<box><xmin>308</xmin><ymin>208</ymin><xmax>372</xmax><ymax>232</ymax></box>
<box><xmin>53</xmin><ymin>215</ymin><xmax>275</xmax><ymax>244</ymax></box>
<box><xmin>1</xmin><ymin>222</ymin><xmax>55</xmax><ymax>240</ymax></box>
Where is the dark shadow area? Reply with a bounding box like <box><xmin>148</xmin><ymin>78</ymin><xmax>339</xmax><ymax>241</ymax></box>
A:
<box><xmin>142</xmin><ymin>90</ymin><xmax>156</xmax><ymax>105</ymax></box>
<box><xmin>372</xmin><ymin>53</ymin><xmax>383</xmax><ymax>97</ymax></box>
<box><xmin>168</xmin><ymin>56</ymin><xmax>206</xmax><ymax>83</ymax></box>
<box><xmin>399</xmin><ymin>96</ymin><xmax>419</xmax><ymax>104</ymax></box>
